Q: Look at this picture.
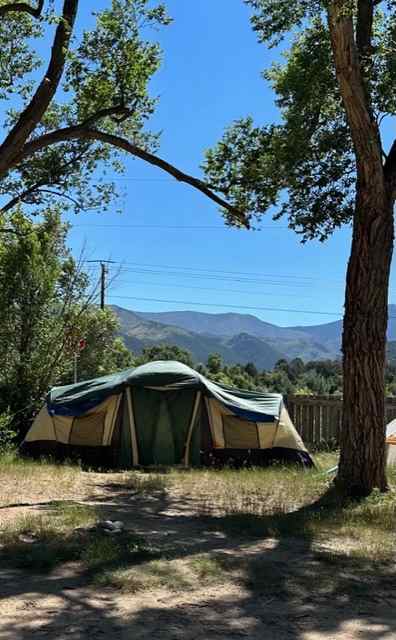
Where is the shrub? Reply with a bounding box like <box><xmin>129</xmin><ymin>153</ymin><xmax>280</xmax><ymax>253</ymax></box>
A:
<box><xmin>0</xmin><ymin>410</ymin><xmax>16</xmax><ymax>454</ymax></box>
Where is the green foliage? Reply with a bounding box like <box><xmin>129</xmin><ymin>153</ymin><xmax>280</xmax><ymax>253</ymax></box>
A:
<box><xmin>0</xmin><ymin>10</ymin><xmax>42</xmax><ymax>99</ymax></box>
<box><xmin>203</xmin><ymin>1</ymin><xmax>396</xmax><ymax>240</ymax></box>
<box><xmin>62</xmin><ymin>308</ymin><xmax>134</xmax><ymax>384</ymax></box>
<box><xmin>184</xmin><ymin>349</ymin><xmax>344</xmax><ymax>394</ymax></box>
<box><xmin>0</xmin><ymin>410</ymin><xmax>16</xmax><ymax>454</ymax></box>
<box><xmin>207</xmin><ymin>352</ymin><xmax>223</xmax><ymax>374</ymax></box>
<box><xmin>0</xmin><ymin>210</ymin><xmax>132</xmax><ymax>436</ymax></box>
<box><xmin>65</xmin><ymin>0</ymin><xmax>168</xmax><ymax>143</ymax></box>
<box><xmin>247</xmin><ymin>0</ymin><xmax>321</xmax><ymax>47</ymax></box>
<box><xmin>0</xmin><ymin>0</ymin><xmax>171</xmax><ymax>214</ymax></box>
<box><xmin>133</xmin><ymin>343</ymin><xmax>396</xmax><ymax>396</ymax></box>
<box><xmin>135</xmin><ymin>344</ymin><xmax>194</xmax><ymax>367</ymax></box>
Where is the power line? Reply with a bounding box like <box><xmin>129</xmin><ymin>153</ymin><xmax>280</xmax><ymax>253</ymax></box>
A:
<box><xmin>90</xmin><ymin>259</ymin><xmax>315</xmax><ymax>279</ymax></box>
<box><xmin>72</xmin><ymin>223</ymin><xmax>287</xmax><ymax>230</ymax></box>
<box><xmin>108</xmin><ymin>294</ymin><xmax>343</xmax><ymax>317</ymax></box>
<box><xmin>110</xmin><ymin>267</ymin><xmax>313</xmax><ymax>288</ymax></box>
<box><xmin>111</xmin><ymin>278</ymin><xmax>315</xmax><ymax>299</ymax></box>
<box><xmin>108</xmin><ymin>260</ymin><xmax>344</xmax><ymax>284</ymax></box>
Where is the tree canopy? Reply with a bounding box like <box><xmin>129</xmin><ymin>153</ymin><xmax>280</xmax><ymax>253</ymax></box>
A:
<box><xmin>203</xmin><ymin>1</ymin><xmax>396</xmax><ymax>494</ymax></box>
<box><xmin>0</xmin><ymin>0</ymin><xmax>239</xmax><ymax>221</ymax></box>
<box><xmin>203</xmin><ymin>0</ymin><xmax>396</xmax><ymax>240</ymax></box>
<box><xmin>0</xmin><ymin>209</ymin><xmax>133</xmax><ymax>437</ymax></box>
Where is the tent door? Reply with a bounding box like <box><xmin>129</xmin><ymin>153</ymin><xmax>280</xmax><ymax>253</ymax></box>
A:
<box><xmin>132</xmin><ymin>388</ymin><xmax>200</xmax><ymax>466</ymax></box>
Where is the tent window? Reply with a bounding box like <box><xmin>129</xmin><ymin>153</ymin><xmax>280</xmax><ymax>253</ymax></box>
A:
<box><xmin>69</xmin><ymin>411</ymin><xmax>106</xmax><ymax>446</ymax></box>
<box><xmin>222</xmin><ymin>415</ymin><xmax>259</xmax><ymax>449</ymax></box>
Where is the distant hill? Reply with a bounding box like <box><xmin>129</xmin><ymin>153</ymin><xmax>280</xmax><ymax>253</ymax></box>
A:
<box><xmin>112</xmin><ymin>306</ymin><xmax>284</xmax><ymax>369</ymax></box>
<box><xmin>289</xmin><ymin>303</ymin><xmax>396</xmax><ymax>353</ymax></box>
<box><xmin>288</xmin><ymin>319</ymin><xmax>342</xmax><ymax>343</ymax></box>
<box><xmin>112</xmin><ymin>305</ymin><xmax>396</xmax><ymax>368</ymax></box>
<box><xmin>388</xmin><ymin>340</ymin><xmax>396</xmax><ymax>365</ymax></box>
<box><xmin>137</xmin><ymin>310</ymin><xmax>305</xmax><ymax>340</ymax></box>
<box><xmin>134</xmin><ymin>308</ymin><xmax>341</xmax><ymax>360</ymax></box>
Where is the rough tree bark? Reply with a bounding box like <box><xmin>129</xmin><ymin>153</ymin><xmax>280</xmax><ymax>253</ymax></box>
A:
<box><xmin>328</xmin><ymin>1</ymin><xmax>395</xmax><ymax>495</ymax></box>
<box><xmin>339</xmin><ymin>185</ymin><xmax>393</xmax><ymax>495</ymax></box>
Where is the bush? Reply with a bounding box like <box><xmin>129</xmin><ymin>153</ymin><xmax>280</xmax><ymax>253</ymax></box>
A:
<box><xmin>0</xmin><ymin>410</ymin><xmax>16</xmax><ymax>454</ymax></box>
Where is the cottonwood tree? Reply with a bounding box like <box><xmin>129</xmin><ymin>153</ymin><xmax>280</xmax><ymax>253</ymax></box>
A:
<box><xmin>0</xmin><ymin>0</ymin><xmax>240</xmax><ymax>219</ymax></box>
<box><xmin>0</xmin><ymin>210</ymin><xmax>132</xmax><ymax>437</ymax></box>
<box><xmin>203</xmin><ymin>0</ymin><xmax>396</xmax><ymax>495</ymax></box>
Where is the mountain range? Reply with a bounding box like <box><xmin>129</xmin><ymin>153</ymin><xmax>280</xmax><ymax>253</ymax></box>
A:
<box><xmin>112</xmin><ymin>305</ymin><xmax>396</xmax><ymax>370</ymax></box>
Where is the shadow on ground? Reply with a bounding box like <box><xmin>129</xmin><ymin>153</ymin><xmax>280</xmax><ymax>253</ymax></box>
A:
<box><xmin>0</xmin><ymin>480</ymin><xmax>395</xmax><ymax>640</ymax></box>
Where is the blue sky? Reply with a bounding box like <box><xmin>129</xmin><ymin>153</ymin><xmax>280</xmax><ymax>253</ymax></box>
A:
<box><xmin>64</xmin><ymin>0</ymin><xmax>386</xmax><ymax>327</ymax></box>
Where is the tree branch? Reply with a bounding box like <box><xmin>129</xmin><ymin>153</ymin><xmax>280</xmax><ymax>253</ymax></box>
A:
<box><xmin>356</xmin><ymin>1</ymin><xmax>375</xmax><ymax>58</ymax></box>
<box><xmin>35</xmin><ymin>188</ymin><xmax>83</xmax><ymax>208</ymax></box>
<box><xmin>0</xmin><ymin>0</ymin><xmax>44</xmax><ymax>18</ymax></box>
<box><xmin>383</xmin><ymin>139</ymin><xmax>396</xmax><ymax>197</ymax></box>
<box><xmin>16</xmin><ymin>125</ymin><xmax>249</xmax><ymax>226</ymax></box>
<box><xmin>1</xmin><ymin>184</ymin><xmax>40</xmax><ymax>213</ymax></box>
<box><xmin>327</xmin><ymin>1</ymin><xmax>383</xmax><ymax>181</ymax></box>
<box><xmin>0</xmin><ymin>0</ymin><xmax>78</xmax><ymax>174</ymax></box>
<box><xmin>1</xmin><ymin>147</ymin><xmax>87</xmax><ymax>213</ymax></box>
<box><xmin>1</xmin><ymin>186</ymin><xmax>83</xmax><ymax>212</ymax></box>
<box><xmin>0</xmin><ymin>228</ymin><xmax>29</xmax><ymax>235</ymax></box>
<box><xmin>81</xmin><ymin>105</ymin><xmax>132</xmax><ymax>128</ymax></box>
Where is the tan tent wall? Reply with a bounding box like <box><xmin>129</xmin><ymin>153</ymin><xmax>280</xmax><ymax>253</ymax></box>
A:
<box><xmin>205</xmin><ymin>399</ymin><xmax>306</xmax><ymax>452</ymax></box>
<box><xmin>25</xmin><ymin>395</ymin><xmax>121</xmax><ymax>446</ymax></box>
<box><xmin>386</xmin><ymin>420</ymin><xmax>396</xmax><ymax>466</ymax></box>
<box><xmin>25</xmin><ymin>405</ymin><xmax>56</xmax><ymax>442</ymax></box>
<box><xmin>387</xmin><ymin>443</ymin><xmax>396</xmax><ymax>466</ymax></box>
<box><xmin>25</xmin><ymin>387</ymin><xmax>312</xmax><ymax>468</ymax></box>
<box><xmin>273</xmin><ymin>407</ymin><xmax>307</xmax><ymax>452</ymax></box>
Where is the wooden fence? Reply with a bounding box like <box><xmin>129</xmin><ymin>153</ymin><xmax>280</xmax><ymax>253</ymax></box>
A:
<box><xmin>286</xmin><ymin>395</ymin><xmax>396</xmax><ymax>445</ymax></box>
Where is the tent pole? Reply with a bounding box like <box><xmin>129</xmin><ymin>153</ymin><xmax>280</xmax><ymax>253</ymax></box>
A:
<box><xmin>183</xmin><ymin>391</ymin><xmax>202</xmax><ymax>467</ymax></box>
<box><xmin>126</xmin><ymin>388</ymin><xmax>139</xmax><ymax>466</ymax></box>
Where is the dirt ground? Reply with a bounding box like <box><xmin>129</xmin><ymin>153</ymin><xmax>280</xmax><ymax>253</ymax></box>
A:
<box><xmin>1</xmin><ymin>472</ymin><xmax>396</xmax><ymax>640</ymax></box>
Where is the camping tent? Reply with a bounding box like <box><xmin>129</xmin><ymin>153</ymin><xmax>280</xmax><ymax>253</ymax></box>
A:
<box><xmin>386</xmin><ymin>419</ymin><xmax>396</xmax><ymax>466</ymax></box>
<box><xmin>23</xmin><ymin>360</ymin><xmax>313</xmax><ymax>468</ymax></box>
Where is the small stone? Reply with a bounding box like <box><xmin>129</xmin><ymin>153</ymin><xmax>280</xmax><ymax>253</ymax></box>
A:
<box><xmin>18</xmin><ymin>534</ymin><xmax>37</xmax><ymax>544</ymax></box>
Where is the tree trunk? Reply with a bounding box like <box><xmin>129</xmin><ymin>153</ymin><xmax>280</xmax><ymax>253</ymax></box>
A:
<box><xmin>337</xmin><ymin>184</ymin><xmax>394</xmax><ymax>496</ymax></box>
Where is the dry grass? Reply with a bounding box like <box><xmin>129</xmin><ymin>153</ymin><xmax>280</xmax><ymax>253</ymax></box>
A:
<box><xmin>0</xmin><ymin>452</ymin><xmax>91</xmax><ymax>511</ymax></box>
<box><xmin>96</xmin><ymin>554</ymin><xmax>229</xmax><ymax>593</ymax></box>
<box><xmin>164</xmin><ymin>461</ymin><xmax>333</xmax><ymax>517</ymax></box>
<box><xmin>0</xmin><ymin>500</ymin><xmax>158</xmax><ymax>573</ymax></box>
<box><xmin>117</xmin><ymin>452</ymin><xmax>396</xmax><ymax>564</ymax></box>
<box><xmin>1</xmin><ymin>451</ymin><xmax>396</xmax><ymax>590</ymax></box>
<box><xmin>0</xmin><ymin>502</ymin><xmax>98</xmax><ymax>570</ymax></box>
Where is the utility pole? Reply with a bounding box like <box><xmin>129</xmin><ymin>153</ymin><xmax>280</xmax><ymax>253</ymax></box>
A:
<box><xmin>87</xmin><ymin>260</ymin><xmax>115</xmax><ymax>309</ymax></box>
<box><xmin>100</xmin><ymin>262</ymin><xmax>107</xmax><ymax>310</ymax></box>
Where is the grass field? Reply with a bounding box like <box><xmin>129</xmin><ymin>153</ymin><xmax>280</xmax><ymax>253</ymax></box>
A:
<box><xmin>1</xmin><ymin>451</ymin><xmax>396</xmax><ymax>588</ymax></box>
<box><xmin>2</xmin><ymin>452</ymin><xmax>396</xmax><ymax>640</ymax></box>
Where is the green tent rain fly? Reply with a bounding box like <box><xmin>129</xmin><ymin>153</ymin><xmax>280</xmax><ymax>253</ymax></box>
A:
<box><xmin>24</xmin><ymin>361</ymin><xmax>313</xmax><ymax>468</ymax></box>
